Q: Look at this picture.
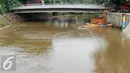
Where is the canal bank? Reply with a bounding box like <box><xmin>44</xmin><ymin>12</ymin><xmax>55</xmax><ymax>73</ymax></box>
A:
<box><xmin>0</xmin><ymin>13</ymin><xmax>22</xmax><ymax>30</ymax></box>
<box><xmin>108</xmin><ymin>13</ymin><xmax>130</xmax><ymax>38</ymax></box>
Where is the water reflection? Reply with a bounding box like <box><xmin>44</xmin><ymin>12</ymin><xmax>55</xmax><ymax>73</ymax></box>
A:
<box><xmin>54</xmin><ymin>17</ymin><xmax>69</xmax><ymax>28</ymax></box>
<box><xmin>51</xmin><ymin>14</ymin><xmax>99</xmax><ymax>28</ymax></box>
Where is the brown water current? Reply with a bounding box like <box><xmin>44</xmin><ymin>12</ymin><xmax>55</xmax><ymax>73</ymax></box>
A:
<box><xmin>0</xmin><ymin>15</ymin><xmax>130</xmax><ymax>73</ymax></box>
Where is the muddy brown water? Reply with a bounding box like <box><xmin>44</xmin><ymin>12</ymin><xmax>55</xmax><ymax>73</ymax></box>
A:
<box><xmin>0</xmin><ymin>15</ymin><xmax>130</xmax><ymax>73</ymax></box>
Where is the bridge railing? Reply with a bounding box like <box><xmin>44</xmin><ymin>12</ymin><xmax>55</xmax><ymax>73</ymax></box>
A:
<box><xmin>26</xmin><ymin>0</ymin><xmax>44</xmax><ymax>6</ymax></box>
<box><xmin>22</xmin><ymin>3</ymin><xmax>94</xmax><ymax>6</ymax></box>
<box><xmin>44</xmin><ymin>3</ymin><xmax>91</xmax><ymax>5</ymax></box>
<box><xmin>22</xmin><ymin>0</ymin><xmax>94</xmax><ymax>6</ymax></box>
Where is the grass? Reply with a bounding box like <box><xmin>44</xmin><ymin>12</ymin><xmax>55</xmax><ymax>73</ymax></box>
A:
<box><xmin>0</xmin><ymin>24</ymin><xmax>5</xmax><ymax>28</ymax></box>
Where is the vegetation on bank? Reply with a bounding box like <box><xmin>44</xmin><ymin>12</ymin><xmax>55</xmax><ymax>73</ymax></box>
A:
<box><xmin>0</xmin><ymin>0</ymin><xmax>21</xmax><ymax>13</ymax></box>
<box><xmin>0</xmin><ymin>23</ymin><xmax>6</xmax><ymax>28</ymax></box>
<box><xmin>0</xmin><ymin>0</ymin><xmax>21</xmax><ymax>27</ymax></box>
<box><xmin>0</xmin><ymin>19</ymin><xmax>6</xmax><ymax>28</ymax></box>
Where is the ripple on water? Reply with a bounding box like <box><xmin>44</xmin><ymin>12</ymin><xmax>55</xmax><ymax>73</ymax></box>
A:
<box><xmin>0</xmin><ymin>36</ymin><xmax>107</xmax><ymax>73</ymax></box>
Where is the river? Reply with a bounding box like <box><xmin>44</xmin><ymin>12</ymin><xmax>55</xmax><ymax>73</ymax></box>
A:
<box><xmin>0</xmin><ymin>14</ymin><xmax>130</xmax><ymax>73</ymax></box>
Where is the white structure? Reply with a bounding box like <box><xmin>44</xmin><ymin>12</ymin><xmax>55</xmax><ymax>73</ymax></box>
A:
<box><xmin>12</xmin><ymin>4</ymin><xmax>104</xmax><ymax>13</ymax></box>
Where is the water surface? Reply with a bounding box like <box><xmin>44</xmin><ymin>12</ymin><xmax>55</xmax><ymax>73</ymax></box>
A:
<box><xmin>0</xmin><ymin>15</ymin><xmax>130</xmax><ymax>73</ymax></box>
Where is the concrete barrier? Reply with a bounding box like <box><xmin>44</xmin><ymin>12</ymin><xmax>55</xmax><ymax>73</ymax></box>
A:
<box><xmin>123</xmin><ymin>23</ymin><xmax>130</xmax><ymax>38</ymax></box>
<box><xmin>108</xmin><ymin>13</ymin><xmax>122</xmax><ymax>28</ymax></box>
<box><xmin>109</xmin><ymin>13</ymin><xmax>130</xmax><ymax>38</ymax></box>
<box><xmin>108</xmin><ymin>13</ymin><xmax>130</xmax><ymax>28</ymax></box>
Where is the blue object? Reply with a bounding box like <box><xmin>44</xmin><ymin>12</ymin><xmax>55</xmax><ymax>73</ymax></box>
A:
<box><xmin>122</xmin><ymin>22</ymin><xmax>126</xmax><ymax>30</ymax></box>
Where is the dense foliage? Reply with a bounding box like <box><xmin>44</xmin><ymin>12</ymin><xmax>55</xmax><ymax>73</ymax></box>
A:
<box><xmin>44</xmin><ymin>0</ymin><xmax>129</xmax><ymax>6</ymax></box>
<box><xmin>92</xmin><ymin>0</ymin><xmax>129</xmax><ymax>6</ymax></box>
<box><xmin>0</xmin><ymin>0</ymin><xmax>21</xmax><ymax>13</ymax></box>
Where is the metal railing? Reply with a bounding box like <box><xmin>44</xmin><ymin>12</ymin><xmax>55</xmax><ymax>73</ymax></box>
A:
<box><xmin>23</xmin><ymin>0</ymin><xmax>95</xmax><ymax>6</ymax></box>
<box><xmin>26</xmin><ymin>0</ymin><xmax>44</xmax><ymax>6</ymax></box>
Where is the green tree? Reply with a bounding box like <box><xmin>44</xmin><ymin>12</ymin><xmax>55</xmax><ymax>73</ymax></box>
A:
<box><xmin>91</xmin><ymin>0</ymin><xmax>128</xmax><ymax>6</ymax></box>
<box><xmin>18</xmin><ymin>0</ymin><xmax>26</xmax><ymax>4</ymax></box>
<box><xmin>0</xmin><ymin>0</ymin><xmax>21</xmax><ymax>13</ymax></box>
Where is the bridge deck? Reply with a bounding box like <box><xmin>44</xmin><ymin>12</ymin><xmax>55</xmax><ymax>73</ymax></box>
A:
<box><xmin>12</xmin><ymin>4</ymin><xmax>104</xmax><ymax>10</ymax></box>
<box><xmin>12</xmin><ymin>4</ymin><xmax>104</xmax><ymax>13</ymax></box>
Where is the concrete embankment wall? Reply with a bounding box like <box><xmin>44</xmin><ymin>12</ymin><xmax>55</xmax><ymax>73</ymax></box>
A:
<box><xmin>0</xmin><ymin>13</ymin><xmax>22</xmax><ymax>28</ymax></box>
<box><xmin>123</xmin><ymin>23</ymin><xmax>130</xmax><ymax>38</ymax></box>
<box><xmin>108</xmin><ymin>13</ymin><xmax>122</xmax><ymax>28</ymax></box>
<box><xmin>109</xmin><ymin>13</ymin><xmax>130</xmax><ymax>38</ymax></box>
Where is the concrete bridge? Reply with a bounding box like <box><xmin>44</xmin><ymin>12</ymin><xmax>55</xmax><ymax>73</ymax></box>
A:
<box><xmin>11</xmin><ymin>4</ymin><xmax>104</xmax><ymax>20</ymax></box>
<box><xmin>12</xmin><ymin>4</ymin><xmax>105</xmax><ymax>13</ymax></box>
